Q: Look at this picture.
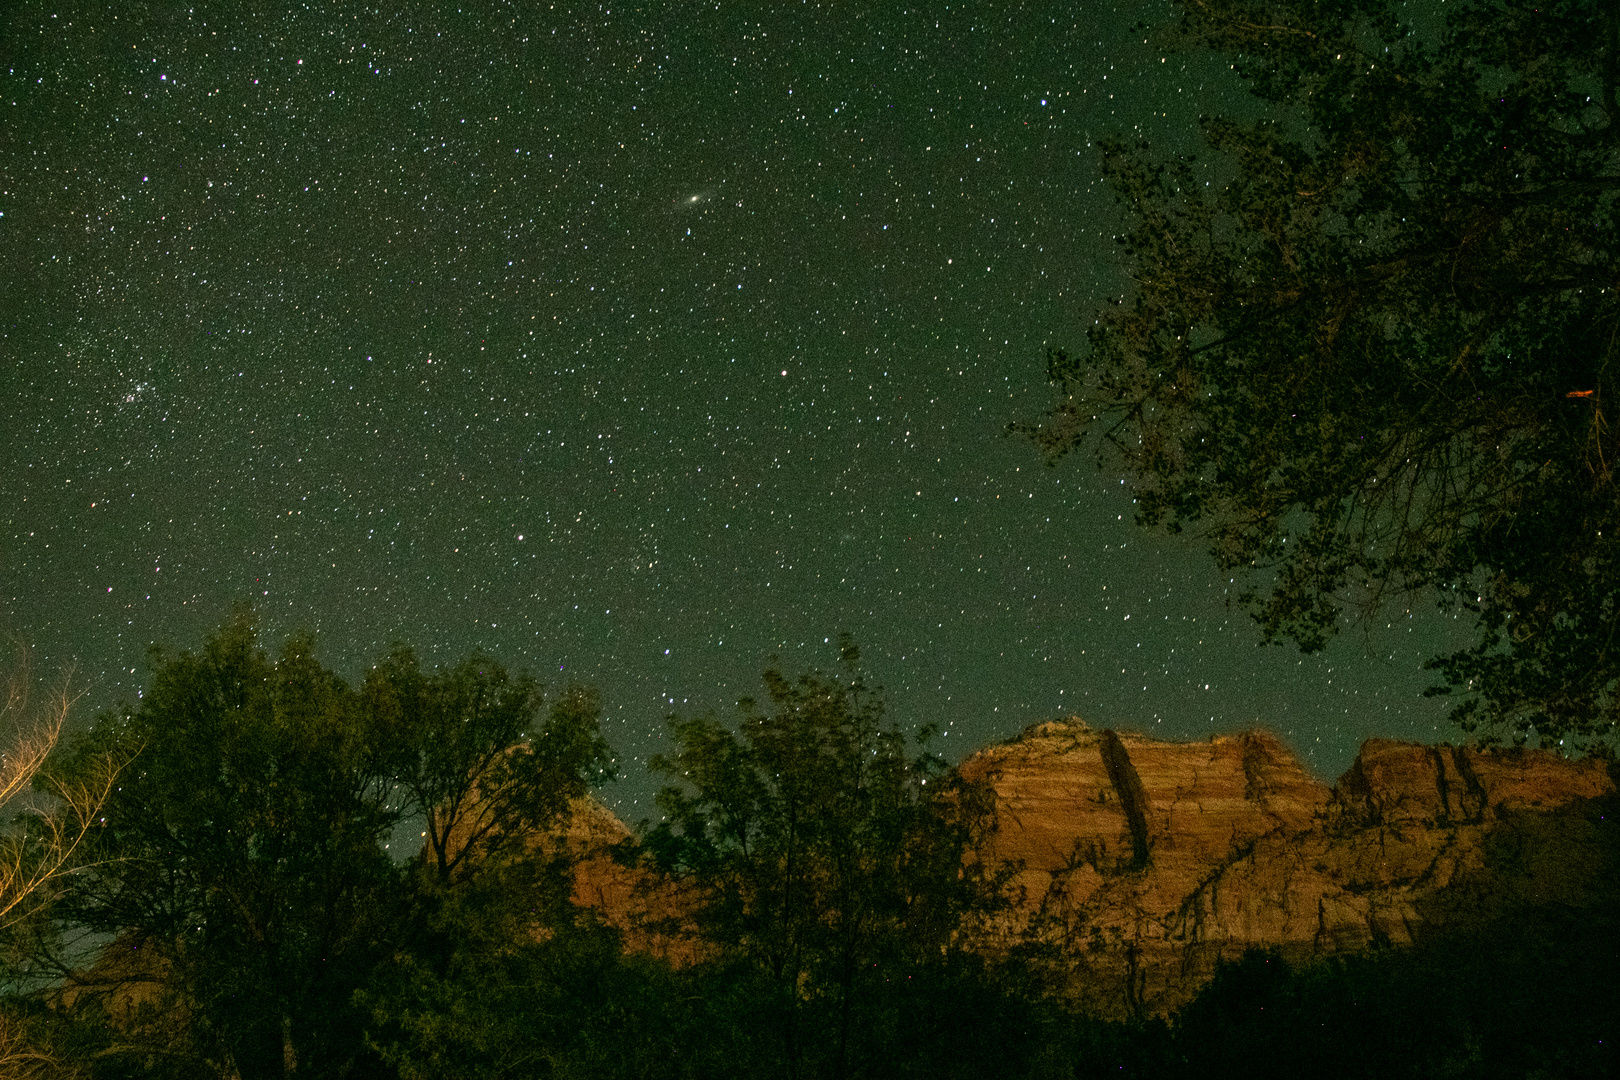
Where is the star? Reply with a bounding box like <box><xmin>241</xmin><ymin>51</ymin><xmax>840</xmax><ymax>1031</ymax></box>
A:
<box><xmin>3</xmin><ymin>1</ymin><xmax>1460</xmax><ymax>819</ymax></box>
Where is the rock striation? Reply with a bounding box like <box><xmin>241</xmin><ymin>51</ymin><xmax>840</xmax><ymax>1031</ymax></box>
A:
<box><xmin>955</xmin><ymin>719</ymin><xmax>1616</xmax><ymax>1017</ymax></box>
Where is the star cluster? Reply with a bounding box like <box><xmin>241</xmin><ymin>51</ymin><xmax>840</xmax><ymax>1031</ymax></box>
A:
<box><xmin>2</xmin><ymin>1</ymin><xmax>1466</xmax><ymax>815</ymax></box>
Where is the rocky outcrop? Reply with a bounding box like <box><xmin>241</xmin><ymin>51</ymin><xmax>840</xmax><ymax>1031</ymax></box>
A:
<box><xmin>1329</xmin><ymin>737</ymin><xmax>1610</xmax><ymax>826</ymax></box>
<box><xmin>551</xmin><ymin>720</ymin><xmax>1613</xmax><ymax>1015</ymax></box>
<box><xmin>955</xmin><ymin>719</ymin><xmax>1616</xmax><ymax>1018</ymax></box>
<box><xmin>559</xmin><ymin>796</ymin><xmax>708</xmax><ymax>964</ymax></box>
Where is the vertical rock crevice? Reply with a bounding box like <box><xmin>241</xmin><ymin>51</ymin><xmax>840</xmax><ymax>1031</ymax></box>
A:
<box><xmin>1428</xmin><ymin>746</ymin><xmax>1454</xmax><ymax>823</ymax></box>
<box><xmin>1333</xmin><ymin>755</ymin><xmax>1379</xmax><ymax>827</ymax></box>
<box><xmin>1239</xmin><ymin>732</ymin><xmax>1273</xmax><ymax>808</ymax></box>
<box><xmin>1099</xmin><ymin>729</ymin><xmax>1153</xmax><ymax>869</ymax></box>
<box><xmin>1451</xmin><ymin>747</ymin><xmax>1491</xmax><ymax>822</ymax></box>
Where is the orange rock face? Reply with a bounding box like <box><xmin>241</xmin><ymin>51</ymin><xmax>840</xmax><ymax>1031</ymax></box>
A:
<box><xmin>1332</xmin><ymin>737</ymin><xmax>1613</xmax><ymax>826</ymax></box>
<box><xmin>567</xmin><ymin>719</ymin><xmax>1613</xmax><ymax>1015</ymax></box>
<box><xmin>562</xmin><ymin>796</ymin><xmax>704</xmax><ymax>964</ymax></box>
<box><xmin>953</xmin><ymin>718</ymin><xmax>1616</xmax><ymax>1017</ymax></box>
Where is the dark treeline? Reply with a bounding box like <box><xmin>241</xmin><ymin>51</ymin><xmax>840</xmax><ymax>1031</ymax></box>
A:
<box><xmin>0</xmin><ymin>611</ymin><xmax>1614</xmax><ymax>1079</ymax></box>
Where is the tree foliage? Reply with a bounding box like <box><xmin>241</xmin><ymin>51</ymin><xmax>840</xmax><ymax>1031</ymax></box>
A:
<box><xmin>46</xmin><ymin>607</ymin><xmax>613</xmax><ymax>1080</ymax></box>
<box><xmin>1020</xmin><ymin>0</ymin><xmax>1620</xmax><ymax>746</ymax></box>
<box><xmin>362</xmin><ymin>648</ymin><xmax>616</xmax><ymax>887</ymax></box>
<box><xmin>355</xmin><ymin>651</ymin><xmax>620</xmax><ymax>1080</ymax></box>
<box><xmin>50</xmin><ymin>611</ymin><xmax>402</xmax><ymax>1079</ymax></box>
<box><xmin>642</xmin><ymin>638</ymin><xmax>1007</xmax><ymax>1080</ymax></box>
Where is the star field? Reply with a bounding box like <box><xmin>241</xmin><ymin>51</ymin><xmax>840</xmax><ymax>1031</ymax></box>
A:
<box><xmin>2</xmin><ymin>1</ymin><xmax>1468</xmax><ymax>815</ymax></box>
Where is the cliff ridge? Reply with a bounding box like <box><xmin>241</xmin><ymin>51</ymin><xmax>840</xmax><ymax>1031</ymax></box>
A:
<box><xmin>955</xmin><ymin>718</ymin><xmax>1615</xmax><ymax>1015</ymax></box>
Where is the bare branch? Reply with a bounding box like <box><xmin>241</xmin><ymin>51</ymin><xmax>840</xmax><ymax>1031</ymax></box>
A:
<box><xmin>0</xmin><ymin>639</ymin><xmax>132</xmax><ymax>932</ymax></box>
<box><xmin>0</xmin><ymin>1012</ymin><xmax>79</xmax><ymax>1080</ymax></box>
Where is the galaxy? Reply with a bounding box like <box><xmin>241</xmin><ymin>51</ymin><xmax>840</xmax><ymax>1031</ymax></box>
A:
<box><xmin>1</xmin><ymin>1</ymin><xmax>1467</xmax><ymax>815</ymax></box>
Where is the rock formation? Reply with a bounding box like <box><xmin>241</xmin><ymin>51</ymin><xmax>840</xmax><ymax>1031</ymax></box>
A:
<box><xmin>955</xmin><ymin>719</ymin><xmax>1616</xmax><ymax>1017</ymax></box>
<box><xmin>561</xmin><ymin>795</ymin><xmax>703</xmax><ymax>964</ymax></box>
<box><xmin>63</xmin><ymin>720</ymin><xmax>1614</xmax><ymax>1032</ymax></box>
<box><xmin>565</xmin><ymin>719</ymin><xmax>1614</xmax><ymax>1014</ymax></box>
<box><xmin>541</xmin><ymin>720</ymin><xmax>1618</xmax><ymax>1016</ymax></box>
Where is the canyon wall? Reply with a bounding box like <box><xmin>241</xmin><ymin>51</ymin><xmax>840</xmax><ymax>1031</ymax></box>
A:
<box><xmin>956</xmin><ymin>719</ymin><xmax>1617</xmax><ymax>1016</ymax></box>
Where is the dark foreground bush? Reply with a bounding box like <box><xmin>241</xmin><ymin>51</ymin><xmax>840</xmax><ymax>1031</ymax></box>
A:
<box><xmin>1168</xmin><ymin>903</ymin><xmax>1618</xmax><ymax>1080</ymax></box>
<box><xmin>10</xmin><ymin>896</ymin><xmax>1616</xmax><ymax>1080</ymax></box>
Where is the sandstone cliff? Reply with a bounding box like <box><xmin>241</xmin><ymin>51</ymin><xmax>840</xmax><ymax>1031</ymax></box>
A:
<box><xmin>448</xmin><ymin>723</ymin><xmax>1615</xmax><ymax>1018</ymax></box>
<box><xmin>561</xmin><ymin>795</ymin><xmax>703</xmax><ymax>963</ymax></box>
<box><xmin>955</xmin><ymin>719</ymin><xmax>1616</xmax><ymax>1017</ymax></box>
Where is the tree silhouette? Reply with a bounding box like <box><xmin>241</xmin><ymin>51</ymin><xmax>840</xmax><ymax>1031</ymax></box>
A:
<box><xmin>643</xmin><ymin>638</ymin><xmax>1005</xmax><ymax>1079</ymax></box>
<box><xmin>49</xmin><ymin>608</ymin><xmax>615</xmax><ymax>1080</ymax></box>
<box><xmin>1019</xmin><ymin>0</ymin><xmax>1620</xmax><ymax>747</ymax></box>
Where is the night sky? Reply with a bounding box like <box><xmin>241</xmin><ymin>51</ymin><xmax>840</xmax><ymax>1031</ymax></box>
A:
<box><xmin>3</xmin><ymin>1</ymin><xmax>1467</xmax><ymax>817</ymax></box>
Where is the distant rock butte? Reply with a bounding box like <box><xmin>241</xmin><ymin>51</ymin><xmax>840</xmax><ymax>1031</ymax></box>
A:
<box><xmin>953</xmin><ymin>719</ymin><xmax>1615</xmax><ymax>1016</ymax></box>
